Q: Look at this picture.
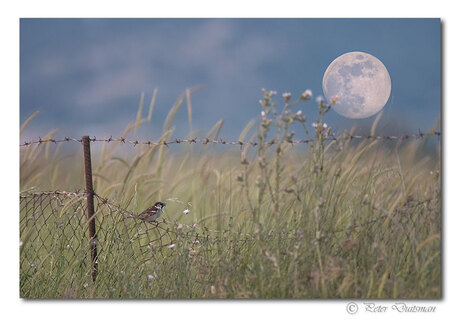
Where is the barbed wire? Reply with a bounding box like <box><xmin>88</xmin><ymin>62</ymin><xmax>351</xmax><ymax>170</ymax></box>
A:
<box><xmin>20</xmin><ymin>131</ymin><xmax>441</xmax><ymax>148</ymax></box>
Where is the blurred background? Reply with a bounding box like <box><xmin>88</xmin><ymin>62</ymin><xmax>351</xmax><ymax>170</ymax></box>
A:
<box><xmin>20</xmin><ymin>18</ymin><xmax>440</xmax><ymax>141</ymax></box>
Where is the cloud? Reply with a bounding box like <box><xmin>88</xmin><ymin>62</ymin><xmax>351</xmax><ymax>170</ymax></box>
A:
<box><xmin>74</xmin><ymin>66</ymin><xmax>152</xmax><ymax>108</ymax></box>
<box><xmin>25</xmin><ymin>20</ymin><xmax>286</xmax><ymax>114</ymax></box>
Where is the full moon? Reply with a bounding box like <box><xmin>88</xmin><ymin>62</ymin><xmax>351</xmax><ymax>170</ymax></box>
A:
<box><xmin>322</xmin><ymin>51</ymin><xmax>391</xmax><ymax>119</ymax></box>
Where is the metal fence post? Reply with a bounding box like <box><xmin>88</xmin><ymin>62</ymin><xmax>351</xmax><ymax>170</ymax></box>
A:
<box><xmin>82</xmin><ymin>136</ymin><xmax>98</xmax><ymax>282</ymax></box>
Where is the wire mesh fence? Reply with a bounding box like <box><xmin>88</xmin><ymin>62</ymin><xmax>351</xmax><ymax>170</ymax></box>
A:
<box><xmin>19</xmin><ymin>189</ymin><xmax>440</xmax><ymax>293</ymax></box>
<box><xmin>19</xmin><ymin>190</ymin><xmax>171</xmax><ymax>267</ymax></box>
<box><xmin>19</xmin><ymin>190</ymin><xmax>259</xmax><ymax>293</ymax></box>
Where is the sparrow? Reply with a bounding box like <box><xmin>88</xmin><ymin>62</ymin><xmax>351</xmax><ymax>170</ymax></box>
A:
<box><xmin>128</xmin><ymin>201</ymin><xmax>166</xmax><ymax>222</ymax></box>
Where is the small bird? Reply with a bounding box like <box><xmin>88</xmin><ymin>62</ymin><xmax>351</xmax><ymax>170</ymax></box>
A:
<box><xmin>128</xmin><ymin>201</ymin><xmax>166</xmax><ymax>222</ymax></box>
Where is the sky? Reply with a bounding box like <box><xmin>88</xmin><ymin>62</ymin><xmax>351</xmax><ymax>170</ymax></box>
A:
<box><xmin>20</xmin><ymin>18</ymin><xmax>441</xmax><ymax>141</ymax></box>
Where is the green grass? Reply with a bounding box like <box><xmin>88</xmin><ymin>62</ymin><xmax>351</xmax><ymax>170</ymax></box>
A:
<box><xmin>20</xmin><ymin>89</ymin><xmax>441</xmax><ymax>298</ymax></box>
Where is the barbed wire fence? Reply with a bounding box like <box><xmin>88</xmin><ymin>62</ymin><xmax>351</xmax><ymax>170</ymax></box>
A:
<box><xmin>20</xmin><ymin>132</ymin><xmax>441</xmax><ymax>287</ymax></box>
<box><xmin>20</xmin><ymin>131</ymin><xmax>441</xmax><ymax>148</ymax></box>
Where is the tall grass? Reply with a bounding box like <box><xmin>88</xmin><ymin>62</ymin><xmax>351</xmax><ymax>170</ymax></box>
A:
<box><xmin>19</xmin><ymin>89</ymin><xmax>441</xmax><ymax>298</ymax></box>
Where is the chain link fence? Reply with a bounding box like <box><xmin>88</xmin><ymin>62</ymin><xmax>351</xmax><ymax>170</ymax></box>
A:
<box><xmin>20</xmin><ymin>190</ymin><xmax>258</xmax><ymax>293</ymax></box>
<box><xmin>20</xmin><ymin>189</ymin><xmax>440</xmax><ymax>293</ymax></box>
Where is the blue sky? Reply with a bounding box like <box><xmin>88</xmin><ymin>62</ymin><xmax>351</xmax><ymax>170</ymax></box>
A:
<box><xmin>20</xmin><ymin>18</ymin><xmax>440</xmax><ymax>141</ymax></box>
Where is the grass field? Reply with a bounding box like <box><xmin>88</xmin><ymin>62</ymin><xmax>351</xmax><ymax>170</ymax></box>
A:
<box><xmin>20</xmin><ymin>89</ymin><xmax>441</xmax><ymax>298</ymax></box>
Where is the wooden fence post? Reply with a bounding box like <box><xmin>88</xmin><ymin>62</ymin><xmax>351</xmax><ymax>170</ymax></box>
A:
<box><xmin>82</xmin><ymin>136</ymin><xmax>98</xmax><ymax>282</ymax></box>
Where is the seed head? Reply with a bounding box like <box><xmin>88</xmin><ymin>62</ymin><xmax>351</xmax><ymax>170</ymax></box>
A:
<box><xmin>300</xmin><ymin>89</ymin><xmax>312</xmax><ymax>101</ymax></box>
<box><xmin>282</xmin><ymin>92</ymin><xmax>292</xmax><ymax>103</ymax></box>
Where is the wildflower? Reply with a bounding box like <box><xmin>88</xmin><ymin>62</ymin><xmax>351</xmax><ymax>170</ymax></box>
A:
<box><xmin>30</xmin><ymin>263</ymin><xmax>35</xmax><ymax>268</ymax></box>
<box><xmin>259</xmin><ymin>99</ymin><xmax>264</xmax><ymax>106</ymax></box>
<box><xmin>319</xmin><ymin>196</ymin><xmax>324</xmax><ymax>202</ymax></box>
<box><xmin>192</xmin><ymin>240</ymin><xmax>200</xmax><ymax>245</ymax></box>
<box><xmin>330</xmin><ymin>95</ymin><xmax>339</xmax><ymax>105</ymax></box>
<box><xmin>168</xmin><ymin>244</ymin><xmax>175</xmax><ymax>249</ymax></box>
<box><xmin>261</xmin><ymin>111</ymin><xmax>267</xmax><ymax>121</ymax></box>
<box><xmin>312</xmin><ymin>122</ymin><xmax>328</xmax><ymax>131</ymax></box>
<box><xmin>148</xmin><ymin>274</ymin><xmax>154</xmax><ymax>280</ymax></box>
<box><xmin>316</xmin><ymin>96</ymin><xmax>324</xmax><ymax>105</ymax></box>
<box><xmin>297</xmin><ymin>231</ymin><xmax>304</xmax><ymax>239</ymax></box>
<box><xmin>283</xmin><ymin>92</ymin><xmax>292</xmax><ymax>103</ymax></box>
<box><xmin>300</xmin><ymin>89</ymin><xmax>312</xmax><ymax>100</ymax></box>
<box><xmin>269</xmin><ymin>90</ymin><xmax>277</xmax><ymax>96</ymax></box>
<box><xmin>183</xmin><ymin>209</ymin><xmax>190</xmax><ymax>215</ymax></box>
<box><xmin>66</xmin><ymin>244</ymin><xmax>72</xmax><ymax>249</ymax></box>
<box><xmin>19</xmin><ymin>241</ymin><xmax>23</xmax><ymax>247</ymax></box>
<box><xmin>296</xmin><ymin>110</ymin><xmax>302</xmax><ymax>116</ymax></box>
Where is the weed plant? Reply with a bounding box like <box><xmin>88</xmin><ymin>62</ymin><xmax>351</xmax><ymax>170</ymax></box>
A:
<box><xmin>20</xmin><ymin>89</ymin><xmax>440</xmax><ymax>298</ymax></box>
